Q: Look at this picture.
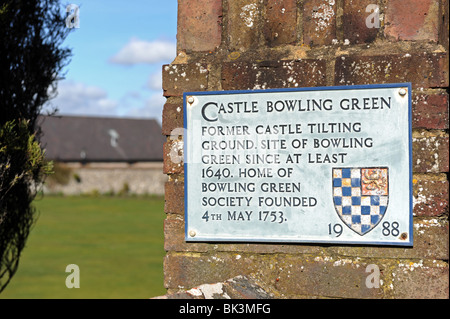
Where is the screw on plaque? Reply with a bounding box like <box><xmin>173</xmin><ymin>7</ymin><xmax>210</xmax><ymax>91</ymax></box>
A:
<box><xmin>399</xmin><ymin>88</ymin><xmax>407</xmax><ymax>96</ymax></box>
<box><xmin>189</xmin><ymin>230</ymin><xmax>196</xmax><ymax>237</ymax></box>
<box><xmin>187</xmin><ymin>96</ymin><xmax>195</xmax><ymax>104</ymax></box>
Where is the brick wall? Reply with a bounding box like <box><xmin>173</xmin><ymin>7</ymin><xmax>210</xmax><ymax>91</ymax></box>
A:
<box><xmin>162</xmin><ymin>0</ymin><xmax>449</xmax><ymax>298</ymax></box>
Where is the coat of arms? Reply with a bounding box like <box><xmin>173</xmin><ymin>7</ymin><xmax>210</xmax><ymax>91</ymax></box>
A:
<box><xmin>332</xmin><ymin>167</ymin><xmax>389</xmax><ymax>235</ymax></box>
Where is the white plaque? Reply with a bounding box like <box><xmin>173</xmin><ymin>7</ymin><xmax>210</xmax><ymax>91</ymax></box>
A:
<box><xmin>183</xmin><ymin>84</ymin><xmax>413</xmax><ymax>246</ymax></box>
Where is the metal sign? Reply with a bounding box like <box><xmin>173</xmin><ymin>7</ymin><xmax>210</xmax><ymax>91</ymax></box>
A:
<box><xmin>183</xmin><ymin>83</ymin><xmax>413</xmax><ymax>246</ymax></box>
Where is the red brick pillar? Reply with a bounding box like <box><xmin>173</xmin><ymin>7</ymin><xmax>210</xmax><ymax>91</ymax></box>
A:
<box><xmin>162</xmin><ymin>0</ymin><xmax>449</xmax><ymax>298</ymax></box>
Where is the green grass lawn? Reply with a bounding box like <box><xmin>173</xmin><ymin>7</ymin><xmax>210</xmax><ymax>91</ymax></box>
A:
<box><xmin>0</xmin><ymin>195</ymin><xmax>167</xmax><ymax>299</ymax></box>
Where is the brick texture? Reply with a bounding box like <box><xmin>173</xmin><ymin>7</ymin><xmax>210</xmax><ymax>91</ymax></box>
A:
<box><xmin>164</xmin><ymin>252</ymin><xmax>449</xmax><ymax>298</ymax></box>
<box><xmin>392</xmin><ymin>262</ymin><xmax>449</xmax><ymax>299</ymax></box>
<box><xmin>413</xmin><ymin>134</ymin><xmax>449</xmax><ymax>173</ymax></box>
<box><xmin>303</xmin><ymin>0</ymin><xmax>336</xmax><ymax>46</ymax></box>
<box><xmin>155</xmin><ymin>276</ymin><xmax>273</xmax><ymax>299</ymax></box>
<box><xmin>335</xmin><ymin>52</ymin><xmax>449</xmax><ymax>88</ymax></box>
<box><xmin>177</xmin><ymin>0</ymin><xmax>222</xmax><ymax>52</ymax></box>
<box><xmin>440</xmin><ymin>0</ymin><xmax>449</xmax><ymax>48</ymax></box>
<box><xmin>164</xmin><ymin>181</ymin><xmax>184</xmax><ymax>215</ymax></box>
<box><xmin>162</xmin><ymin>102</ymin><xmax>183</xmax><ymax>136</ymax></box>
<box><xmin>263</xmin><ymin>0</ymin><xmax>298</xmax><ymax>46</ymax></box>
<box><xmin>342</xmin><ymin>0</ymin><xmax>379</xmax><ymax>44</ymax></box>
<box><xmin>162</xmin><ymin>63</ymin><xmax>208</xmax><ymax>97</ymax></box>
<box><xmin>412</xmin><ymin>93</ymin><xmax>449</xmax><ymax>130</ymax></box>
<box><xmin>227</xmin><ymin>0</ymin><xmax>262</xmax><ymax>51</ymax></box>
<box><xmin>165</xmin><ymin>211</ymin><xmax>448</xmax><ymax>259</ymax></box>
<box><xmin>385</xmin><ymin>0</ymin><xmax>440</xmax><ymax>42</ymax></box>
<box><xmin>222</xmin><ymin>60</ymin><xmax>327</xmax><ymax>90</ymax></box>
<box><xmin>163</xmin><ymin>139</ymin><xmax>184</xmax><ymax>174</ymax></box>
<box><xmin>413</xmin><ymin>176</ymin><xmax>449</xmax><ymax>217</ymax></box>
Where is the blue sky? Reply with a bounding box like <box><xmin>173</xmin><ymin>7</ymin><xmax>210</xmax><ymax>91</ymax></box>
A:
<box><xmin>45</xmin><ymin>0</ymin><xmax>178</xmax><ymax>122</ymax></box>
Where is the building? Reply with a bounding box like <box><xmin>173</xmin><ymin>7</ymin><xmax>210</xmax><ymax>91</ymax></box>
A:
<box><xmin>161</xmin><ymin>0</ymin><xmax>449</xmax><ymax>299</ymax></box>
<box><xmin>38</xmin><ymin>115</ymin><xmax>167</xmax><ymax>195</ymax></box>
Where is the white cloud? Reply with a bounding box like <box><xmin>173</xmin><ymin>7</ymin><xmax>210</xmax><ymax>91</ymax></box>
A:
<box><xmin>44</xmin><ymin>80</ymin><xmax>119</xmax><ymax>117</ymax></box>
<box><xmin>44</xmin><ymin>80</ymin><xmax>164</xmax><ymax>122</ymax></box>
<box><xmin>147</xmin><ymin>69</ymin><xmax>162</xmax><ymax>90</ymax></box>
<box><xmin>110</xmin><ymin>38</ymin><xmax>176</xmax><ymax>65</ymax></box>
<box><xmin>125</xmin><ymin>93</ymin><xmax>165</xmax><ymax>122</ymax></box>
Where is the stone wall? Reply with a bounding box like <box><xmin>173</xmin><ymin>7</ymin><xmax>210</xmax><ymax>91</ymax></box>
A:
<box><xmin>162</xmin><ymin>0</ymin><xmax>449</xmax><ymax>298</ymax></box>
<box><xmin>45</xmin><ymin>162</ymin><xmax>167</xmax><ymax>196</ymax></box>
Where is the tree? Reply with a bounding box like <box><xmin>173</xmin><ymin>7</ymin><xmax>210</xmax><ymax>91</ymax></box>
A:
<box><xmin>0</xmin><ymin>0</ymin><xmax>72</xmax><ymax>292</ymax></box>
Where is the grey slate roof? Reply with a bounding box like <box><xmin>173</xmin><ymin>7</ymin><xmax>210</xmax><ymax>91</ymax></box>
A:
<box><xmin>38</xmin><ymin>115</ymin><xmax>164</xmax><ymax>162</ymax></box>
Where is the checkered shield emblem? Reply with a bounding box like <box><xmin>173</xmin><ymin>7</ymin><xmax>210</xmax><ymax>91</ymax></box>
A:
<box><xmin>332</xmin><ymin>167</ymin><xmax>389</xmax><ymax>236</ymax></box>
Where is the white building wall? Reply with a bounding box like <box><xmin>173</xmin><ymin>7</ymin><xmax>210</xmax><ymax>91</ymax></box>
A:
<box><xmin>44</xmin><ymin>162</ymin><xmax>167</xmax><ymax>196</ymax></box>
